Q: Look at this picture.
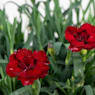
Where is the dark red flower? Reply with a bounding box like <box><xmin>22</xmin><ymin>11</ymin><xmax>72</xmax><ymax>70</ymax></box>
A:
<box><xmin>65</xmin><ymin>23</ymin><xmax>95</xmax><ymax>52</ymax></box>
<box><xmin>6</xmin><ymin>48</ymin><xmax>50</xmax><ymax>86</ymax></box>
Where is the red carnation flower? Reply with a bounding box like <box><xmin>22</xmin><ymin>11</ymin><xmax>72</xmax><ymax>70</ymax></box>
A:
<box><xmin>65</xmin><ymin>23</ymin><xmax>95</xmax><ymax>52</ymax></box>
<box><xmin>6</xmin><ymin>48</ymin><xmax>50</xmax><ymax>86</ymax></box>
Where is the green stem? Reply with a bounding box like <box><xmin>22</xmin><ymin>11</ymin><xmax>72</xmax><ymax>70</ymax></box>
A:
<box><xmin>55</xmin><ymin>82</ymin><xmax>67</xmax><ymax>95</ymax></box>
<box><xmin>9</xmin><ymin>42</ymin><xmax>15</xmax><ymax>92</ymax></box>
<box><xmin>10</xmin><ymin>48</ymin><xmax>14</xmax><ymax>54</ymax></box>
<box><xmin>65</xmin><ymin>50</ymin><xmax>71</xmax><ymax>65</ymax></box>
<box><xmin>12</xmin><ymin>78</ymin><xmax>16</xmax><ymax>91</ymax></box>
<box><xmin>8</xmin><ymin>76</ymin><xmax>12</xmax><ymax>92</ymax></box>
<box><xmin>32</xmin><ymin>80</ymin><xmax>41</xmax><ymax>95</ymax></box>
<box><xmin>0</xmin><ymin>67</ymin><xmax>5</xmax><ymax>79</ymax></box>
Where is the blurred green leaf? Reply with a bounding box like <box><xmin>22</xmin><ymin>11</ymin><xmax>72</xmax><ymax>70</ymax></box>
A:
<box><xmin>53</xmin><ymin>42</ymin><xmax>62</xmax><ymax>55</ymax></box>
<box><xmin>9</xmin><ymin>85</ymin><xmax>33</xmax><ymax>95</ymax></box>
<box><xmin>73</xmin><ymin>53</ymin><xmax>84</xmax><ymax>77</ymax></box>
<box><xmin>84</xmin><ymin>85</ymin><xmax>94</xmax><ymax>95</ymax></box>
<box><xmin>31</xmin><ymin>0</ymin><xmax>35</xmax><ymax>4</ymax></box>
<box><xmin>9</xmin><ymin>80</ymin><xmax>40</xmax><ymax>95</ymax></box>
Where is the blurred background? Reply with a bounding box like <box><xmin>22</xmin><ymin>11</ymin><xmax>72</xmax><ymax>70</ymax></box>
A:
<box><xmin>0</xmin><ymin>0</ymin><xmax>93</xmax><ymax>23</ymax></box>
<box><xmin>0</xmin><ymin>0</ymin><xmax>93</xmax><ymax>41</ymax></box>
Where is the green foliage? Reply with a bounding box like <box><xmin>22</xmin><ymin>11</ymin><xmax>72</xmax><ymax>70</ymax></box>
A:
<box><xmin>0</xmin><ymin>0</ymin><xmax>95</xmax><ymax>95</ymax></box>
<box><xmin>9</xmin><ymin>80</ymin><xmax>40</xmax><ymax>95</ymax></box>
<box><xmin>84</xmin><ymin>85</ymin><xmax>94</xmax><ymax>95</ymax></box>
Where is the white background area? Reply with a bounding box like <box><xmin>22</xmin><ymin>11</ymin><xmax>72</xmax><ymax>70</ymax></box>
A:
<box><xmin>0</xmin><ymin>0</ymin><xmax>93</xmax><ymax>41</ymax></box>
<box><xmin>0</xmin><ymin>0</ymin><xmax>91</xmax><ymax>23</ymax></box>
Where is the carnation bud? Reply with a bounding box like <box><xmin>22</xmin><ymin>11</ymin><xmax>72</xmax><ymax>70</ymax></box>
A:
<box><xmin>80</xmin><ymin>49</ymin><xmax>87</xmax><ymax>55</ymax></box>
<box><xmin>47</xmin><ymin>43</ymin><xmax>55</xmax><ymax>56</ymax></box>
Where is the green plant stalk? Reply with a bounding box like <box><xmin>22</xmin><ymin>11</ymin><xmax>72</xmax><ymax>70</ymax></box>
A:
<box><xmin>10</xmin><ymin>43</ymin><xmax>14</xmax><ymax>54</ymax></box>
<box><xmin>65</xmin><ymin>50</ymin><xmax>71</xmax><ymax>65</ymax></box>
<box><xmin>32</xmin><ymin>79</ymin><xmax>41</xmax><ymax>95</ymax></box>
<box><xmin>9</xmin><ymin>41</ymin><xmax>16</xmax><ymax>92</ymax></box>
<box><xmin>0</xmin><ymin>67</ymin><xmax>5</xmax><ymax>79</ymax></box>
<box><xmin>71</xmin><ymin>76</ymin><xmax>76</xmax><ymax>95</ymax></box>
<box><xmin>55</xmin><ymin>82</ymin><xmax>67</xmax><ymax>95</ymax></box>
<box><xmin>10</xmin><ymin>50</ymin><xmax>17</xmax><ymax>92</ymax></box>
<box><xmin>38</xmin><ymin>37</ymin><xmax>43</xmax><ymax>50</ymax></box>
<box><xmin>81</xmin><ymin>0</ymin><xmax>93</xmax><ymax>22</ymax></box>
<box><xmin>8</xmin><ymin>49</ymin><xmax>14</xmax><ymax>93</ymax></box>
<box><xmin>12</xmin><ymin>78</ymin><xmax>16</xmax><ymax>91</ymax></box>
<box><xmin>8</xmin><ymin>76</ymin><xmax>12</xmax><ymax>92</ymax></box>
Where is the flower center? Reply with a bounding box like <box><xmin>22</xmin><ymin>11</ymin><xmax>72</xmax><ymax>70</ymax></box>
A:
<box><xmin>74</xmin><ymin>30</ymin><xmax>89</xmax><ymax>44</ymax></box>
